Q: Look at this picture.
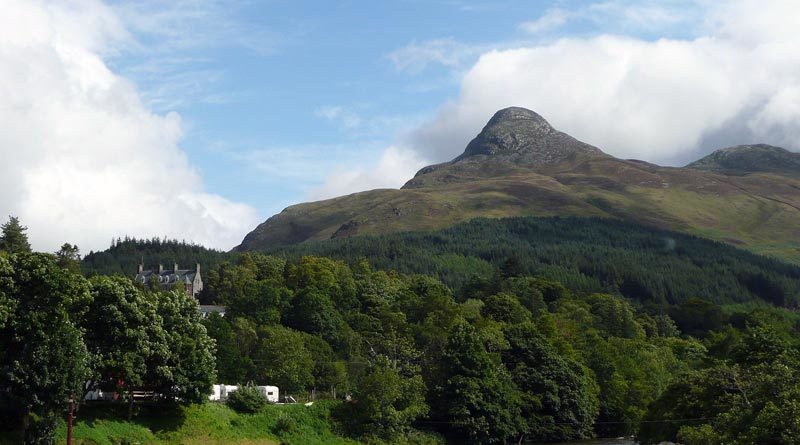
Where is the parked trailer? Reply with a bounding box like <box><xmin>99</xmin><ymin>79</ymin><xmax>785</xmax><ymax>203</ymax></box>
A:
<box><xmin>208</xmin><ymin>384</ymin><xmax>279</xmax><ymax>403</ymax></box>
<box><xmin>257</xmin><ymin>385</ymin><xmax>279</xmax><ymax>403</ymax></box>
<box><xmin>209</xmin><ymin>384</ymin><xmax>240</xmax><ymax>401</ymax></box>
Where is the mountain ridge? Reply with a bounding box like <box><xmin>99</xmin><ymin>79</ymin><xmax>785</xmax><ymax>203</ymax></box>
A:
<box><xmin>236</xmin><ymin>107</ymin><xmax>800</xmax><ymax>263</ymax></box>
<box><xmin>686</xmin><ymin>143</ymin><xmax>800</xmax><ymax>175</ymax></box>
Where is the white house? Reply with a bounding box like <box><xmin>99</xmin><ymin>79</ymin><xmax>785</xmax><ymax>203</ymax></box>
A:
<box><xmin>209</xmin><ymin>384</ymin><xmax>279</xmax><ymax>403</ymax></box>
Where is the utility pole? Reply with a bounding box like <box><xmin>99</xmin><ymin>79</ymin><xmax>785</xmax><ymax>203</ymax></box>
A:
<box><xmin>66</xmin><ymin>393</ymin><xmax>74</xmax><ymax>445</ymax></box>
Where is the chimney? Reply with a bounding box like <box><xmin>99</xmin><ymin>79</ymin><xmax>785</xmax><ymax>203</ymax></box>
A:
<box><xmin>138</xmin><ymin>264</ymin><xmax>143</xmax><ymax>274</ymax></box>
<box><xmin>158</xmin><ymin>264</ymin><xmax>163</xmax><ymax>274</ymax></box>
<box><xmin>173</xmin><ymin>263</ymin><xmax>179</xmax><ymax>273</ymax></box>
<box><xmin>196</xmin><ymin>263</ymin><xmax>201</xmax><ymax>274</ymax></box>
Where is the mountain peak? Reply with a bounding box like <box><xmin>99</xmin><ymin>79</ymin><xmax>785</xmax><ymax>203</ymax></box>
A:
<box><xmin>687</xmin><ymin>144</ymin><xmax>800</xmax><ymax>176</ymax></box>
<box><xmin>452</xmin><ymin>106</ymin><xmax>605</xmax><ymax>164</ymax></box>
<box><xmin>485</xmin><ymin>107</ymin><xmax>553</xmax><ymax>128</ymax></box>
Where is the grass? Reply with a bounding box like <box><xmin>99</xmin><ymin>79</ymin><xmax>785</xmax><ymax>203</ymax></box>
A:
<box><xmin>0</xmin><ymin>402</ymin><xmax>445</xmax><ymax>445</ymax></box>
<box><xmin>0</xmin><ymin>401</ymin><xmax>364</xmax><ymax>445</ymax></box>
<box><xmin>238</xmin><ymin>155</ymin><xmax>800</xmax><ymax>265</ymax></box>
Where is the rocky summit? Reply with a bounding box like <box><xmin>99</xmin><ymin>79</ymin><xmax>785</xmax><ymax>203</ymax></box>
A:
<box><xmin>405</xmin><ymin>107</ymin><xmax>606</xmax><ymax>185</ymax></box>
<box><xmin>454</xmin><ymin>107</ymin><xmax>605</xmax><ymax>164</ymax></box>
<box><xmin>236</xmin><ymin>107</ymin><xmax>800</xmax><ymax>263</ymax></box>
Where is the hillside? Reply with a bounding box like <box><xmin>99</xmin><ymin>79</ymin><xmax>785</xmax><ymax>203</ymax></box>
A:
<box><xmin>82</xmin><ymin>237</ymin><xmax>230</xmax><ymax>277</ymax></box>
<box><xmin>267</xmin><ymin>216</ymin><xmax>800</xmax><ymax>307</ymax></box>
<box><xmin>236</xmin><ymin>108</ymin><xmax>800</xmax><ymax>263</ymax></box>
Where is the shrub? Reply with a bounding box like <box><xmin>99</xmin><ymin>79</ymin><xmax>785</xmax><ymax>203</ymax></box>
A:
<box><xmin>226</xmin><ymin>384</ymin><xmax>268</xmax><ymax>413</ymax></box>
<box><xmin>273</xmin><ymin>413</ymin><xmax>297</xmax><ymax>435</ymax></box>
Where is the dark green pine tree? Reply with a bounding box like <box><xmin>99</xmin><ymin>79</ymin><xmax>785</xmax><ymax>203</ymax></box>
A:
<box><xmin>0</xmin><ymin>216</ymin><xmax>32</xmax><ymax>254</ymax></box>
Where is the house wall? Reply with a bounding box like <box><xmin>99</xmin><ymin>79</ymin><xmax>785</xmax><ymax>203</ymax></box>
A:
<box><xmin>193</xmin><ymin>274</ymin><xmax>203</xmax><ymax>295</ymax></box>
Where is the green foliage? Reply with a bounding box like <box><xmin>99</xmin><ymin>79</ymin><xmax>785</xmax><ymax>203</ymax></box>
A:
<box><xmin>252</xmin><ymin>325</ymin><xmax>314</xmax><ymax>394</ymax></box>
<box><xmin>273</xmin><ymin>413</ymin><xmax>297</xmax><ymax>435</ymax></box>
<box><xmin>670</xmin><ymin>297</ymin><xmax>727</xmax><ymax>337</ymax></box>
<box><xmin>227</xmin><ymin>383</ymin><xmax>269</xmax><ymax>413</ymax></box>
<box><xmin>84</xmin><ymin>275</ymin><xmax>168</xmax><ymax>395</ymax></box>
<box><xmin>81</xmin><ymin>236</ymin><xmax>229</xmax><ymax>277</ymax></box>
<box><xmin>502</xmin><ymin>322</ymin><xmax>599</xmax><ymax>441</ymax></box>
<box><xmin>480</xmin><ymin>293</ymin><xmax>531</xmax><ymax>324</ymax></box>
<box><xmin>11</xmin><ymin>213</ymin><xmax>799</xmax><ymax>445</ymax></box>
<box><xmin>0</xmin><ymin>253</ymin><xmax>90</xmax><ymax>442</ymax></box>
<box><xmin>151</xmin><ymin>289</ymin><xmax>217</xmax><ymax>403</ymax></box>
<box><xmin>55</xmin><ymin>243</ymin><xmax>81</xmax><ymax>273</ymax></box>
<box><xmin>430</xmin><ymin>321</ymin><xmax>523</xmax><ymax>445</ymax></box>
<box><xmin>271</xmin><ymin>216</ymin><xmax>800</xmax><ymax>307</ymax></box>
<box><xmin>339</xmin><ymin>356</ymin><xmax>429</xmax><ymax>440</ymax></box>
<box><xmin>638</xmin><ymin>324</ymin><xmax>800</xmax><ymax>444</ymax></box>
<box><xmin>195</xmin><ymin>252</ymin><xmax>786</xmax><ymax>443</ymax></box>
<box><xmin>0</xmin><ymin>216</ymin><xmax>31</xmax><ymax>255</ymax></box>
<box><xmin>201</xmin><ymin>313</ymin><xmax>250</xmax><ymax>383</ymax></box>
<box><xmin>32</xmin><ymin>402</ymin><xmax>368</xmax><ymax>445</ymax></box>
<box><xmin>585</xmin><ymin>293</ymin><xmax>645</xmax><ymax>339</ymax></box>
<box><xmin>286</xmin><ymin>256</ymin><xmax>358</xmax><ymax>312</ymax></box>
<box><xmin>284</xmin><ymin>287</ymin><xmax>347</xmax><ymax>345</ymax></box>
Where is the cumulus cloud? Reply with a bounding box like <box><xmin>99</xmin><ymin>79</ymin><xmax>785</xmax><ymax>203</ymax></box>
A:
<box><xmin>402</xmin><ymin>0</ymin><xmax>800</xmax><ymax>165</ymax></box>
<box><xmin>306</xmin><ymin>146</ymin><xmax>426</xmax><ymax>201</ymax></box>
<box><xmin>0</xmin><ymin>0</ymin><xmax>259</xmax><ymax>252</ymax></box>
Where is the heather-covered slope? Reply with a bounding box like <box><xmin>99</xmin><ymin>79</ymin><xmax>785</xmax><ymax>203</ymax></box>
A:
<box><xmin>237</xmin><ymin>108</ymin><xmax>800</xmax><ymax>263</ymax></box>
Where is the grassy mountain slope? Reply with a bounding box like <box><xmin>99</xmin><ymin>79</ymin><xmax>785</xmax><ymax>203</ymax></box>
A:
<box><xmin>237</xmin><ymin>108</ymin><xmax>800</xmax><ymax>263</ymax></box>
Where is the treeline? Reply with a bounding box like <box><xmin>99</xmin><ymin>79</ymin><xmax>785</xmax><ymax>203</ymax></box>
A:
<box><xmin>268</xmin><ymin>216</ymin><xmax>800</xmax><ymax>307</ymax></box>
<box><xmin>198</xmin><ymin>252</ymin><xmax>800</xmax><ymax>444</ymax></box>
<box><xmin>80</xmin><ymin>217</ymin><xmax>800</xmax><ymax>309</ymax></box>
<box><xmin>82</xmin><ymin>236</ymin><xmax>230</xmax><ymax>276</ymax></box>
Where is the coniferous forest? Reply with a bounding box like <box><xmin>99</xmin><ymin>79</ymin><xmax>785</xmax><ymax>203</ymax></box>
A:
<box><xmin>268</xmin><ymin>216</ymin><xmax>800</xmax><ymax>307</ymax></box>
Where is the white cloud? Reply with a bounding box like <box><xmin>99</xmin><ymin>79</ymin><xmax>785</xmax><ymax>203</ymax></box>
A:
<box><xmin>400</xmin><ymin>0</ymin><xmax>800</xmax><ymax>165</ymax></box>
<box><xmin>519</xmin><ymin>9</ymin><xmax>569</xmax><ymax>34</ymax></box>
<box><xmin>306</xmin><ymin>146</ymin><xmax>426</xmax><ymax>201</ymax></box>
<box><xmin>0</xmin><ymin>0</ymin><xmax>259</xmax><ymax>252</ymax></box>
<box><xmin>387</xmin><ymin>38</ymin><xmax>479</xmax><ymax>74</ymax></box>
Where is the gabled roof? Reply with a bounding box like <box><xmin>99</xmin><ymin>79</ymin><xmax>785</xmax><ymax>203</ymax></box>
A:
<box><xmin>135</xmin><ymin>270</ymin><xmax>197</xmax><ymax>284</ymax></box>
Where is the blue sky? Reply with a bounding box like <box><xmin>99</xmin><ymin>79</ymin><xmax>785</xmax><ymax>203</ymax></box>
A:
<box><xmin>110</xmin><ymin>1</ymin><xmax>551</xmax><ymax>217</ymax></box>
<box><xmin>2</xmin><ymin>0</ymin><xmax>799</xmax><ymax>251</ymax></box>
<box><xmin>109</xmin><ymin>0</ymin><xmax>707</xmax><ymax>219</ymax></box>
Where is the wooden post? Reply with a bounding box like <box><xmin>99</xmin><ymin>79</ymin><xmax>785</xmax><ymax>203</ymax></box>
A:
<box><xmin>67</xmin><ymin>393</ymin><xmax>74</xmax><ymax>445</ymax></box>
